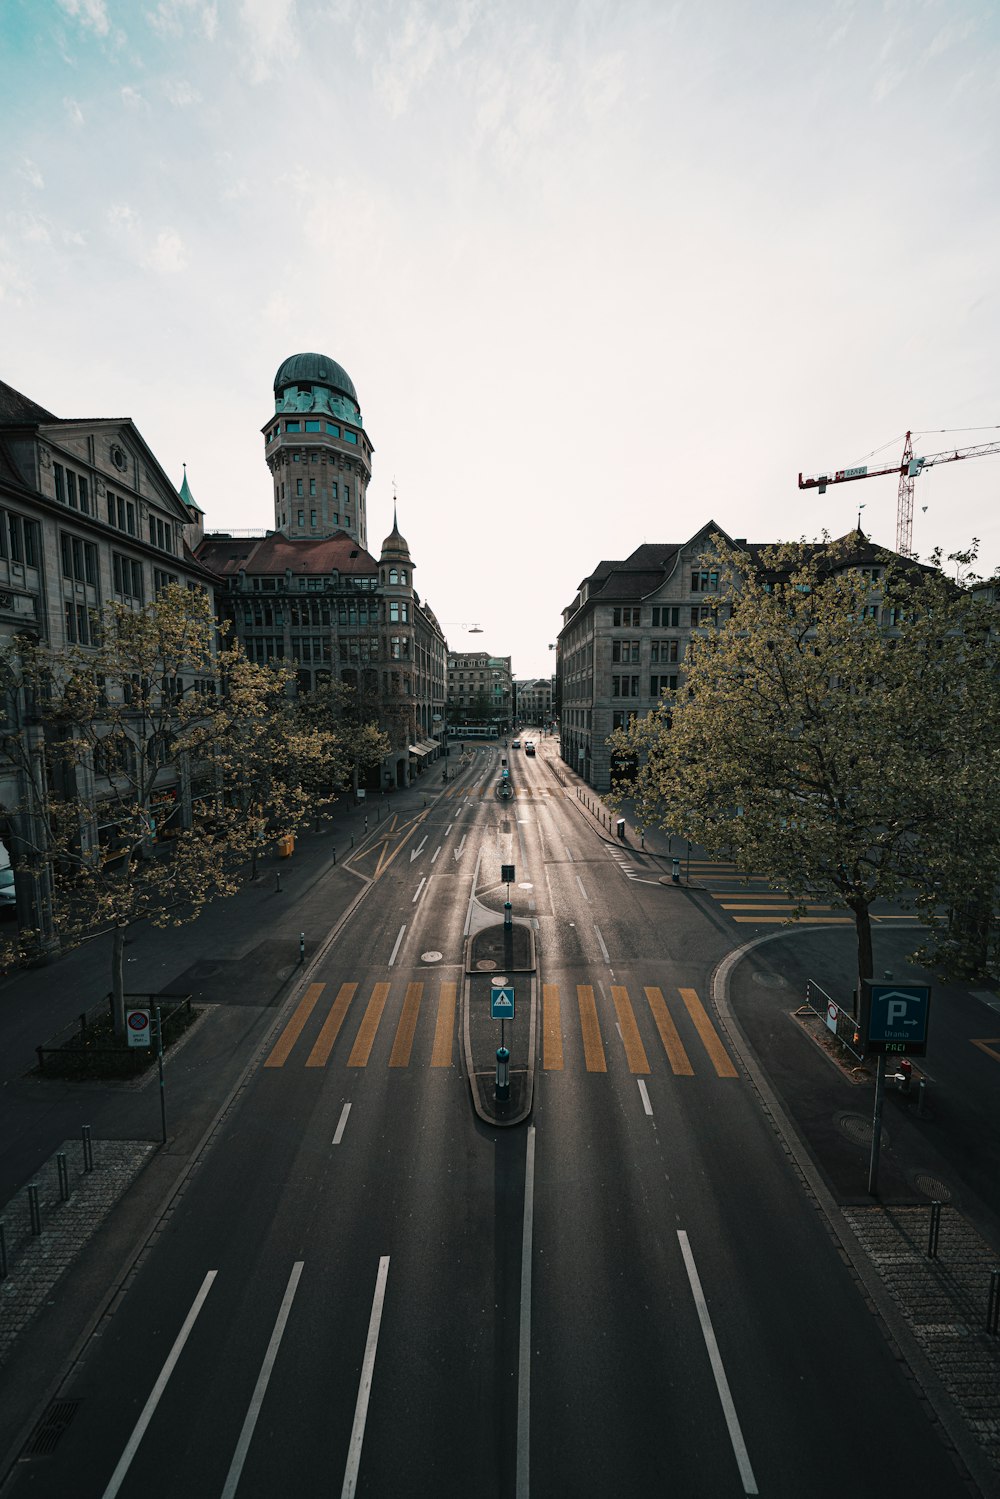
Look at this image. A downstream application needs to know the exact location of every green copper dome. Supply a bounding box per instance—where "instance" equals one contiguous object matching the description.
[273,352,357,404]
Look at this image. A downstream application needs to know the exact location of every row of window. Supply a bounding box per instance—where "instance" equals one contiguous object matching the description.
[266,421,359,445]
[611,674,679,698]
[54,463,92,515]
[54,465,177,552]
[238,575,379,593]
[614,604,714,628]
[612,639,682,663]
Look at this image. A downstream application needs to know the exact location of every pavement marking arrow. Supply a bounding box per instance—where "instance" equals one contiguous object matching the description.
[409,835,428,863]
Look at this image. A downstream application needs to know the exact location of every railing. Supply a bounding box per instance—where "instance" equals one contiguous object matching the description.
[36,992,194,1077]
[802,980,865,1062]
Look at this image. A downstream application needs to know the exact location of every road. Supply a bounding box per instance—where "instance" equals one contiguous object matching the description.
[3,738,973,1497]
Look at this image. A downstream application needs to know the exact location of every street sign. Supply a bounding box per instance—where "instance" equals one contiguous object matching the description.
[490,985,515,1019]
[863,981,931,1056]
[126,1007,151,1049]
[502,864,515,884]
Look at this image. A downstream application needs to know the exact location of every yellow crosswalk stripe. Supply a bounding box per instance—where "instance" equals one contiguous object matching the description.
[644,986,694,1075]
[306,982,357,1068]
[348,982,391,1067]
[543,983,564,1069]
[678,987,738,1077]
[389,981,422,1067]
[611,986,650,1073]
[732,915,852,924]
[576,984,607,1072]
[264,983,325,1068]
[431,982,457,1066]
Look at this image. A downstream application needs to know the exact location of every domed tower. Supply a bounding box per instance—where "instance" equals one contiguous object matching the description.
[263,351,373,547]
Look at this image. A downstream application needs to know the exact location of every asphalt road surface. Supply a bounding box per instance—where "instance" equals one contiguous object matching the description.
[3,740,974,1497]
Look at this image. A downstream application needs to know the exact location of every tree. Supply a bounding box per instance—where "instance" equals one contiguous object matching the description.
[292,680,391,796]
[0,586,344,1036]
[609,534,1000,1001]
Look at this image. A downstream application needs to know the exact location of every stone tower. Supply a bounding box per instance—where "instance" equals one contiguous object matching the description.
[263,352,372,547]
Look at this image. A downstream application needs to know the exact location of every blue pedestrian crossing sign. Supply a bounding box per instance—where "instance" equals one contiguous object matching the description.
[863,981,931,1056]
[491,984,515,1019]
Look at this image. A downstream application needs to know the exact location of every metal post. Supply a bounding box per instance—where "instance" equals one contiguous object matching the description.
[332,846,336,865]
[276,871,282,893]
[28,1185,41,1236]
[504,901,512,929]
[82,1124,94,1173]
[57,1152,69,1202]
[867,1054,886,1196]
[0,1223,6,1280]
[299,931,305,964]
[671,858,680,884]
[917,1078,927,1117]
[927,1199,942,1259]
[686,840,692,883]
[155,1006,167,1146]
[987,1269,1000,1335]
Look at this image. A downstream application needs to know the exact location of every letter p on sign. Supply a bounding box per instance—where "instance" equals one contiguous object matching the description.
[886,999,908,1027]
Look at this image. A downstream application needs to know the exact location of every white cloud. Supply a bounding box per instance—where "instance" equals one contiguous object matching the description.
[56,0,112,36]
[18,159,45,190]
[371,1,476,118]
[0,241,32,304]
[8,212,51,245]
[164,79,202,106]
[239,0,300,83]
[106,204,188,274]
[63,97,86,128]
[121,85,146,108]
[62,228,88,247]
[146,0,218,42]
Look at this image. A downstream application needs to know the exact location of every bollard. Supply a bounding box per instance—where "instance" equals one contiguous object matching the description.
[495,1045,510,1101]
[504,901,512,929]
[299,931,305,964]
[917,1077,927,1117]
[987,1269,1000,1336]
[276,871,282,894]
[927,1200,942,1259]
[82,1124,94,1173]
[57,1152,69,1202]
[672,857,681,884]
[897,1058,912,1093]
[28,1185,41,1237]
[0,1222,6,1281]
[332,846,337,865]
[365,816,368,833]
[350,835,354,848]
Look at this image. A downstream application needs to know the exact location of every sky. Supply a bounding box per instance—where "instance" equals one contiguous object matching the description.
[3,0,999,678]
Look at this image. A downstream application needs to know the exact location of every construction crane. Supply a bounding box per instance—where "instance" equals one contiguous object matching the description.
[798,430,1000,554]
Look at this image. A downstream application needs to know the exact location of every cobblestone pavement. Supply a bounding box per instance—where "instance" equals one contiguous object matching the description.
[0,1139,155,1367]
[843,1205,1000,1483]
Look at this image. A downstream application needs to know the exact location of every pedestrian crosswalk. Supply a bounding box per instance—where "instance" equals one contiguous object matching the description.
[263,978,737,1077]
[684,861,920,926]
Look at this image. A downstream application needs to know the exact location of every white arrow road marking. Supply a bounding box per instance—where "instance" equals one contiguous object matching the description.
[454,833,467,860]
[409,835,428,863]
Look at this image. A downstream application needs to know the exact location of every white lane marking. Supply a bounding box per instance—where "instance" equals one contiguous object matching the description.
[463,847,484,937]
[101,1270,217,1498]
[576,875,589,900]
[388,924,406,966]
[454,833,467,861]
[445,822,454,837]
[431,844,441,864]
[677,1231,758,1495]
[516,1126,536,1499]
[594,924,610,963]
[412,876,426,904]
[221,1261,304,1499]
[409,835,428,864]
[638,1080,653,1116]
[333,1102,352,1145]
[341,1257,391,1499]
[564,845,575,862]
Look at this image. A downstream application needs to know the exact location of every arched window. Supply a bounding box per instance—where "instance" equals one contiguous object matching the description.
[399,569,407,584]
[389,567,399,585]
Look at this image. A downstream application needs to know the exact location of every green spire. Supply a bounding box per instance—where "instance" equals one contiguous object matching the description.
[178,462,203,514]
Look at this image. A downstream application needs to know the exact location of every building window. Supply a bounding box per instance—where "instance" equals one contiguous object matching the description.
[153,568,179,593]
[343,429,358,444]
[310,510,317,527]
[309,479,316,496]
[612,640,640,663]
[113,552,144,602]
[612,607,640,627]
[296,479,303,496]
[652,606,680,627]
[285,421,301,433]
[326,423,340,436]
[611,675,640,698]
[54,464,65,503]
[691,604,713,625]
[305,420,321,432]
[650,640,679,664]
[691,570,719,593]
[650,674,678,697]
[60,533,97,585]
[297,511,305,526]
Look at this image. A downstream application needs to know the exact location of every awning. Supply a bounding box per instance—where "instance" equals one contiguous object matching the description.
[408,744,431,758]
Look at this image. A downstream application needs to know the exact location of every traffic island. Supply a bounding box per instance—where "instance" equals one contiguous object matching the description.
[463,921,536,1127]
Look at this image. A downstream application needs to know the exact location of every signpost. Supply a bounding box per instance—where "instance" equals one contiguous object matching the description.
[492,978,515,1101]
[863,979,932,1194]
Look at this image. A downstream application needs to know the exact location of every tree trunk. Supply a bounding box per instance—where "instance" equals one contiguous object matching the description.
[111,922,127,1039]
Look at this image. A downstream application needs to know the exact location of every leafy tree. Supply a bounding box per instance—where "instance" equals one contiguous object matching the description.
[293,680,391,796]
[0,585,343,1036]
[610,534,1000,1000]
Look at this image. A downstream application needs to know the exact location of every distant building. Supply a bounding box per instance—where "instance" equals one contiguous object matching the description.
[558,520,915,791]
[513,677,554,725]
[197,353,446,788]
[447,651,512,730]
